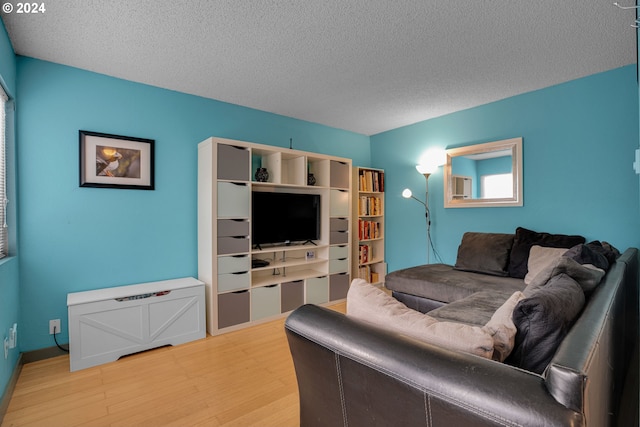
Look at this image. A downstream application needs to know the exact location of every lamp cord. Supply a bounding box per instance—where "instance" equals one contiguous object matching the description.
[425,208,442,264]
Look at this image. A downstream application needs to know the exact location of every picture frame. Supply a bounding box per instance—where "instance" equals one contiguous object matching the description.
[79,130,155,190]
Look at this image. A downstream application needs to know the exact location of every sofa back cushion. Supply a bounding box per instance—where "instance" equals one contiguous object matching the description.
[524,245,569,285]
[508,227,585,279]
[454,232,515,277]
[507,273,585,374]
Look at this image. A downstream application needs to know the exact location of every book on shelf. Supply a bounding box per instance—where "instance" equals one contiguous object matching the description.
[358,265,371,282]
[358,169,385,193]
[358,244,370,264]
[358,196,382,216]
[358,219,380,240]
[356,265,381,284]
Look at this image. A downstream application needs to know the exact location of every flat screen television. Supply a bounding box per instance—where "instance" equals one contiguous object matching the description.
[252,192,321,247]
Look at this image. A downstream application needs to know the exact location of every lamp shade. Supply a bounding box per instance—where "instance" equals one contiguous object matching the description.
[402,188,412,198]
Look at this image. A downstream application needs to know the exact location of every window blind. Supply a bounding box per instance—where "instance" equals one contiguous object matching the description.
[0,85,7,259]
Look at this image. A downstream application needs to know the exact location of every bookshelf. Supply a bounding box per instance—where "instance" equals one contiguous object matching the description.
[352,167,386,286]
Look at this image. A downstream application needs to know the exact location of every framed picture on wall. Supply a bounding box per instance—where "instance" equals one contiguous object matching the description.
[79,130,155,190]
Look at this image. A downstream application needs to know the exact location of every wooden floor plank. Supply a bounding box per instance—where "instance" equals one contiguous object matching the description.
[1,303,345,427]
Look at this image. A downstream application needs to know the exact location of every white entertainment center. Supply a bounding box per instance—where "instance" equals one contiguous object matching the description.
[198,137,352,335]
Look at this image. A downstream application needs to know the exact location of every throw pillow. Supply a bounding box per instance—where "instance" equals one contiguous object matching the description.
[454,232,515,277]
[563,243,609,271]
[523,256,605,296]
[346,279,495,359]
[507,227,585,279]
[507,273,585,374]
[524,246,569,285]
[482,291,525,362]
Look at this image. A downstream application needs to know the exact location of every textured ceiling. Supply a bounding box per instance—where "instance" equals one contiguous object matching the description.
[2,1,637,135]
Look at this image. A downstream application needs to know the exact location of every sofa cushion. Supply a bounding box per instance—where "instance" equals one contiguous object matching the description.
[508,227,585,279]
[524,255,605,296]
[483,291,525,362]
[454,232,515,277]
[428,290,515,326]
[385,264,525,304]
[524,245,568,285]
[507,273,585,374]
[346,279,495,359]
[424,290,524,361]
[595,241,621,264]
[563,242,609,270]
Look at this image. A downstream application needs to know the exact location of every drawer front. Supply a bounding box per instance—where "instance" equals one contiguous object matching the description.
[330,160,349,189]
[251,285,280,321]
[217,144,250,181]
[218,271,250,293]
[329,273,350,301]
[217,219,249,237]
[329,218,349,232]
[217,182,250,218]
[217,254,250,274]
[218,236,250,255]
[330,189,350,217]
[329,258,349,274]
[281,280,304,313]
[329,245,349,260]
[330,231,349,245]
[306,276,329,305]
[218,290,250,329]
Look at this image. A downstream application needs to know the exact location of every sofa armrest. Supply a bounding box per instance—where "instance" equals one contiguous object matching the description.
[285,304,583,427]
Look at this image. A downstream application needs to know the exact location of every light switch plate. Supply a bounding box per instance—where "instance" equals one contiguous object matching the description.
[9,323,16,348]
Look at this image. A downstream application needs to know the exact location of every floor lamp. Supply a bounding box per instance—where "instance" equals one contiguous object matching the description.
[403,164,435,264]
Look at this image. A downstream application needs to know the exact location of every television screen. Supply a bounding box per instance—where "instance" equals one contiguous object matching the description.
[251,192,321,246]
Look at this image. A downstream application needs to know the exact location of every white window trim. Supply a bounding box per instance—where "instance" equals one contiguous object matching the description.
[0,84,8,259]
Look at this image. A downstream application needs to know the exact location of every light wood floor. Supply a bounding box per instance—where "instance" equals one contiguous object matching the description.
[2,302,346,427]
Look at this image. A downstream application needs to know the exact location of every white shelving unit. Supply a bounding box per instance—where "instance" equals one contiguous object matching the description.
[198,137,352,335]
[352,167,386,286]
[452,175,472,199]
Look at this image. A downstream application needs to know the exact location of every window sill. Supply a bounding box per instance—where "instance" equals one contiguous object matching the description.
[0,255,17,268]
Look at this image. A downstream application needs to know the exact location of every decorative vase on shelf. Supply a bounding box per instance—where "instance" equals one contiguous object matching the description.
[255,167,269,182]
[307,173,316,186]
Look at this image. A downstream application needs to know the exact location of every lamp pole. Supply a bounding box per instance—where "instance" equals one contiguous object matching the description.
[421,172,431,264]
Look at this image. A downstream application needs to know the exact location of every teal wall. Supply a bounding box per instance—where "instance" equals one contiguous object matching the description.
[15,57,370,351]
[0,21,19,401]
[372,65,640,272]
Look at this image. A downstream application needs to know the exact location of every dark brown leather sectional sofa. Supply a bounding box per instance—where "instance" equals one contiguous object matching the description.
[285,246,638,426]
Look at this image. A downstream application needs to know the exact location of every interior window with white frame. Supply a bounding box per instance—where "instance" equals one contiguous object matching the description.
[0,85,8,259]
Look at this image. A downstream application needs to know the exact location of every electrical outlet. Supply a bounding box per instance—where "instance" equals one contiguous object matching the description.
[3,337,8,359]
[8,323,16,348]
[49,319,61,335]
